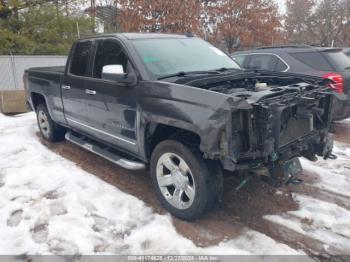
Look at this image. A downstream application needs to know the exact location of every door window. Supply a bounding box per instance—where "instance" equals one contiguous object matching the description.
[70,41,92,76]
[232,55,247,67]
[93,40,128,79]
[247,54,288,72]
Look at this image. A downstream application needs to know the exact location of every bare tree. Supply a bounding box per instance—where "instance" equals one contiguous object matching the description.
[284,0,315,44]
[205,0,281,52]
[310,0,350,46]
[117,0,202,34]
[285,0,350,46]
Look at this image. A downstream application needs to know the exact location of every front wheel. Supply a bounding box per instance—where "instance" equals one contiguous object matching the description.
[150,140,222,221]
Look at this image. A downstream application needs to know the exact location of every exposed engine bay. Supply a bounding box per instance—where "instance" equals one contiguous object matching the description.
[176,72,335,187]
[177,71,328,96]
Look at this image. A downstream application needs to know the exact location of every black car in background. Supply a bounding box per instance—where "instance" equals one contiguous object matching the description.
[232,46,350,121]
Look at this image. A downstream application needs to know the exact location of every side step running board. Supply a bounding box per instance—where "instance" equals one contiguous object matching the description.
[65,131,146,170]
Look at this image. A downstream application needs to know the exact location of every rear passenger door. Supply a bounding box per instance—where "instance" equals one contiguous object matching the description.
[62,40,93,131]
[246,54,289,72]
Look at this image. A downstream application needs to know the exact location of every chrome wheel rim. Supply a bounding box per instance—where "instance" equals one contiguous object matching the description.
[156,153,195,210]
[38,110,50,138]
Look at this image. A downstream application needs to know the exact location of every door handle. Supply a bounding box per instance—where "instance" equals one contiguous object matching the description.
[85,89,97,95]
[62,85,71,90]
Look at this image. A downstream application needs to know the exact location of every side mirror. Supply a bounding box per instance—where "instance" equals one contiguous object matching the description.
[101,65,136,85]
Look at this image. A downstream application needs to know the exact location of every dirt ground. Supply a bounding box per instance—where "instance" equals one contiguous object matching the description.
[38,120,350,257]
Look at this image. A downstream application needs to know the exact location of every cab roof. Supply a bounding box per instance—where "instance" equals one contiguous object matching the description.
[80,32,190,41]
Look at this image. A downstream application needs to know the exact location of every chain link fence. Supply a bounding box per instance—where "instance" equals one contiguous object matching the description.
[0,56,67,91]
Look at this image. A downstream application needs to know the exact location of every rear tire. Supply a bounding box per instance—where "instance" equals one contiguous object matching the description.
[150,139,222,221]
[36,104,65,142]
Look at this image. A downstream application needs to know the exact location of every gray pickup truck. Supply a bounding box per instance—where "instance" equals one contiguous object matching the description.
[24,33,335,221]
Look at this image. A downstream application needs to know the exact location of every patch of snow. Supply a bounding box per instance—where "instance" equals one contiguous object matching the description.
[211,230,302,255]
[275,190,283,196]
[341,118,350,123]
[0,113,299,255]
[300,143,350,198]
[265,194,350,252]
[265,121,350,254]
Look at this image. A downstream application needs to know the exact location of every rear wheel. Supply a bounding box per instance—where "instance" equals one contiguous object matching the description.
[150,140,222,221]
[36,104,65,142]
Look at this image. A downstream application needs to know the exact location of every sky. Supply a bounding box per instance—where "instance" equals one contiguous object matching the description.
[276,0,287,14]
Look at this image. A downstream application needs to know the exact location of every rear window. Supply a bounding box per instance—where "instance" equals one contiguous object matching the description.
[276,58,288,71]
[289,51,333,71]
[324,51,350,71]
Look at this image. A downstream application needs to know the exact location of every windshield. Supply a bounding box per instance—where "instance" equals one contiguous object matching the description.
[132,38,241,78]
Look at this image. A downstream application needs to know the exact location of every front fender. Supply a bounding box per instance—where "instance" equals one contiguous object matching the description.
[137,81,251,161]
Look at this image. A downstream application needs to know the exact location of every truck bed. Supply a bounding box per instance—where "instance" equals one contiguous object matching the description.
[25,66,65,124]
[26,66,65,74]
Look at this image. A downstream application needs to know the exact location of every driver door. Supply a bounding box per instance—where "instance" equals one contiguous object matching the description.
[83,39,138,154]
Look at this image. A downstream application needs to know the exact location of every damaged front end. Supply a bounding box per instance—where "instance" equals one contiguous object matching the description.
[223,82,335,187]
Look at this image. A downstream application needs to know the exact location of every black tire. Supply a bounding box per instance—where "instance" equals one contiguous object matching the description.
[36,104,65,142]
[150,139,222,221]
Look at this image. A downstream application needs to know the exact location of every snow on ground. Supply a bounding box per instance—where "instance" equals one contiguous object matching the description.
[265,194,350,252]
[300,145,350,198]
[265,139,350,254]
[0,113,299,255]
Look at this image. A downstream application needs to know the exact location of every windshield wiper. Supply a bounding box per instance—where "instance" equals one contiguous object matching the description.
[211,67,241,72]
[158,70,222,80]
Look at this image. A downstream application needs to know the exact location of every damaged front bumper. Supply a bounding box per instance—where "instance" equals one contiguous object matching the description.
[253,133,335,187]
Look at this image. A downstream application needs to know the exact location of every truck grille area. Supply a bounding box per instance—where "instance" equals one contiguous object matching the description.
[278,111,313,146]
[232,85,333,163]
